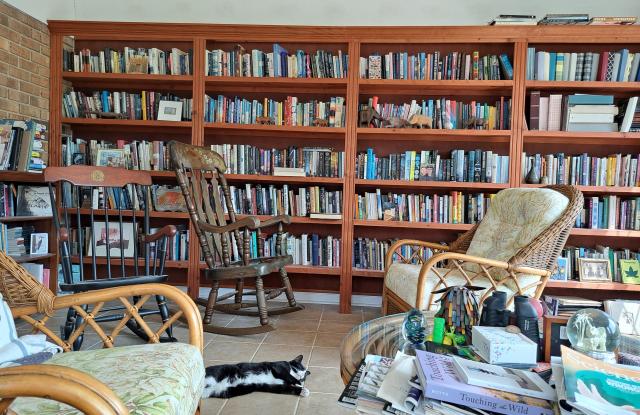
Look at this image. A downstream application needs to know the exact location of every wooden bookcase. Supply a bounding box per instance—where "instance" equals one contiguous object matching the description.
[47,22,640,313]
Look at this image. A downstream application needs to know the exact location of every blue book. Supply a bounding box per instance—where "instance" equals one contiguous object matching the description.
[567,94,614,105]
[499,54,514,80]
[467,151,475,182]
[404,151,412,180]
[101,90,110,112]
[590,197,599,229]
[311,234,319,266]
[548,53,557,81]
[618,49,629,81]
[366,148,374,179]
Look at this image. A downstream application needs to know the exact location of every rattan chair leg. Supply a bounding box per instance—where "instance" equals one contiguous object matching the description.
[279,267,297,307]
[203,281,220,325]
[255,276,269,326]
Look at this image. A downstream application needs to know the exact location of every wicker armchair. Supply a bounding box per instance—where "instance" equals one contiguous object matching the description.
[382,185,583,314]
[0,251,204,415]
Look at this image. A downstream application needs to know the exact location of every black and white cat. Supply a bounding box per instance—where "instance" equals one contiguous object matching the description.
[202,355,311,399]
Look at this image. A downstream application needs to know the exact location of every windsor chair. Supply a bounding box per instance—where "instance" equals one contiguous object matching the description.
[169,141,304,335]
[44,165,177,349]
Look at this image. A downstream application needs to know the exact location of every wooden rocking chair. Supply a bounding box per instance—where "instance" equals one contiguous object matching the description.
[169,141,304,335]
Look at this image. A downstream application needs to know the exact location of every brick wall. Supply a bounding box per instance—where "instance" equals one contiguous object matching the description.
[0,0,49,121]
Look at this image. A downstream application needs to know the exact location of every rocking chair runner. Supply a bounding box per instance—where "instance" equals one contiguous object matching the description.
[169,141,304,335]
[44,166,177,349]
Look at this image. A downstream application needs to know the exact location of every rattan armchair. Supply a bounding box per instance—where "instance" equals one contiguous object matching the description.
[382,185,583,314]
[0,251,204,415]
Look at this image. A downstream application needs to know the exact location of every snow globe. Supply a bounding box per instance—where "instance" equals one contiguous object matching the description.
[567,308,620,363]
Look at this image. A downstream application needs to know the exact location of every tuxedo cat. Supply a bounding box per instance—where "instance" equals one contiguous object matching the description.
[202,355,310,399]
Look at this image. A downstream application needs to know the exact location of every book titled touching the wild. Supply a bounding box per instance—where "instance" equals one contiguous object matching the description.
[414,350,553,415]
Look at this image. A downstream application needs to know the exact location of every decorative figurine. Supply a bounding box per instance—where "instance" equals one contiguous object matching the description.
[464,116,487,129]
[382,117,411,129]
[358,107,383,127]
[312,118,328,127]
[567,308,620,363]
[401,309,428,350]
[408,114,433,129]
[256,116,274,125]
[432,285,482,344]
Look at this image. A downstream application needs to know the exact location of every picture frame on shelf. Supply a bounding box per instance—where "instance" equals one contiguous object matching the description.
[157,100,183,121]
[577,258,611,282]
[15,186,53,217]
[87,222,135,258]
[620,259,640,285]
[543,315,570,362]
[550,257,569,281]
[152,186,187,212]
[96,149,126,168]
[29,233,48,255]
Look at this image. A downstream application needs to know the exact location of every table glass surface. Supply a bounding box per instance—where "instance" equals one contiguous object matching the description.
[339,311,435,382]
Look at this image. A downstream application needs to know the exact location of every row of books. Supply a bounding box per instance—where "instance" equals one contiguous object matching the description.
[356,149,510,184]
[527,48,640,82]
[230,231,341,267]
[576,195,640,231]
[363,96,511,130]
[352,238,436,271]
[521,152,640,187]
[359,51,513,80]
[557,245,640,284]
[63,47,193,75]
[63,90,193,121]
[204,95,345,127]
[355,190,492,224]
[0,225,35,256]
[0,119,48,173]
[206,45,348,78]
[226,184,342,218]
[62,137,173,171]
[209,144,345,178]
[529,92,621,132]
[162,225,189,261]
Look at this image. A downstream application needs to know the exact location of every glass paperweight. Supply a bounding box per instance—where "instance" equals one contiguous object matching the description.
[401,309,428,353]
[567,308,620,363]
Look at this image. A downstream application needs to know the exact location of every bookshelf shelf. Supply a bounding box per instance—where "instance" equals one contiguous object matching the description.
[0,216,52,223]
[62,72,194,90]
[11,253,56,263]
[353,220,473,231]
[525,80,640,93]
[354,179,508,191]
[49,22,640,312]
[71,256,189,268]
[68,208,190,219]
[545,280,640,292]
[198,262,341,275]
[359,79,514,95]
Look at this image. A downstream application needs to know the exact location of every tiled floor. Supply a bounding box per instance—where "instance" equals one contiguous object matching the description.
[15,302,380,415]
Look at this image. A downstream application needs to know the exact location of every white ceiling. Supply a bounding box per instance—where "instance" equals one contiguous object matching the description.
[7,0,640,26]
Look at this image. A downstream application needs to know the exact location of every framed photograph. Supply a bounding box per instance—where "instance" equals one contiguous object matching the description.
[577,258,612,282]
[543,315,570,362]
[96,149,126,168]
[152,186,187,212]
[620,259,640,284]
[157,100,183,121]
[15,186,53,216]
[87,222,135,258]
[550,256,569,281]
[29,232,49,255]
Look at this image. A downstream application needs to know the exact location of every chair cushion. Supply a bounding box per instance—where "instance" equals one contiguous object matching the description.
[385,263,540,310]
[463,188,569,279]
[10,342,204,415]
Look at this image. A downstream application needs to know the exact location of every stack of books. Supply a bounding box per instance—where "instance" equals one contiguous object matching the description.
[0,119,48,173]
[521,152,640,187]
[355,190,493,224]
[357,149,510,184]
[560,245,640,282]
[363,96,511,130]
[527,48,640,82]
[206,44,348,78]
[62,137,173,171]
[529,92,618,132]
[63,47,193,75]
[543,295,602,317]
[226,184,342,218]
[0,225,35,257]
[209,144,344,178]
[359,51,513,80]
[150,225,189,261]
[538,14,589,25]
[204,95,345,127]
[63,90,193,121]
[489,15,537,25]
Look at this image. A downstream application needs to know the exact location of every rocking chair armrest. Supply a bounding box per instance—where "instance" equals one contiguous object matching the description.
[414,252,550,310]
[256,214,291,228]
[59,226,69,242]
[384,239,450,271]
[197,217,260,234]
[144,224,177,243]
[0,365,128,415]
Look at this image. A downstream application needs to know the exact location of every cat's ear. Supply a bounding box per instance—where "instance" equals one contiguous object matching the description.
[292,355,303,363]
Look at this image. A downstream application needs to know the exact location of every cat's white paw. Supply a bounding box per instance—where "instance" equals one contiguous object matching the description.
[300,387,310,397]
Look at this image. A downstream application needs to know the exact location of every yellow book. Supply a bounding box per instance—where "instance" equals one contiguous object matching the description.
[457,192,463,224]
[263,98,268,117]
[141,91,147,120]
[409,151,416,181]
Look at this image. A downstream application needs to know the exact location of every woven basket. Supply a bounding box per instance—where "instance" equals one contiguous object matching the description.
[0,250,55,315]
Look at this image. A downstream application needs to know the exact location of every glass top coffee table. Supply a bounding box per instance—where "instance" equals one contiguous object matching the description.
[339,311,435,383]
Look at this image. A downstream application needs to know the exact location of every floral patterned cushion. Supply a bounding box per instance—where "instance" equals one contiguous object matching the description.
[10,342,204,415]
[385,263,540,310]
[463,188,569,279]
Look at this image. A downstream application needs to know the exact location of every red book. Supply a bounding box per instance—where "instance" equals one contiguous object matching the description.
[598,51,609,81]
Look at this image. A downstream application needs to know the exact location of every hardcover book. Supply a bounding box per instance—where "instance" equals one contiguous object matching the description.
[414,350,553,415]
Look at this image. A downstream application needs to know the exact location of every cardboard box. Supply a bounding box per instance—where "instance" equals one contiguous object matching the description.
[472,326,537,365]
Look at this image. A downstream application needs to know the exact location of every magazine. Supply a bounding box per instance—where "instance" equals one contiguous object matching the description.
[561,346,640,414]
[377,351,425,415]
[451,356,556,400]
[337,359,365,408]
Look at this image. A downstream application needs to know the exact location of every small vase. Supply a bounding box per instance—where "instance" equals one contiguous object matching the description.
[525,165,540,184]
[540,176,549,185]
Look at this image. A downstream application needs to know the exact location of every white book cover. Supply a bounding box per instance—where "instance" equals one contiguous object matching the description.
[591,53,600,81]
[547,94,563,131]
[605,300,640,336]
[568,105,618,114]
[451,356,556,401]
[539,97,550,131]
[562,52,571,81]
[568,113,615,123]
[569,52,578,81]
[621,97,639,132]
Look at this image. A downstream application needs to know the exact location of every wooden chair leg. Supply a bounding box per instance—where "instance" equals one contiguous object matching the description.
[203,281,220,325]
[234,280,244,304]
[255,276,269,326]
[279,268,297,307]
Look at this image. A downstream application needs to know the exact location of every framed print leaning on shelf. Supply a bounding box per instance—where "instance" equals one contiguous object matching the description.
[96,149,126,168]
[87,222,135,258]
[15,186,53,216]
[620,259,640,284]
[157,100,183,121]
[577,258,611,282]
[29,233,48,255]
[550,257,569,281]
